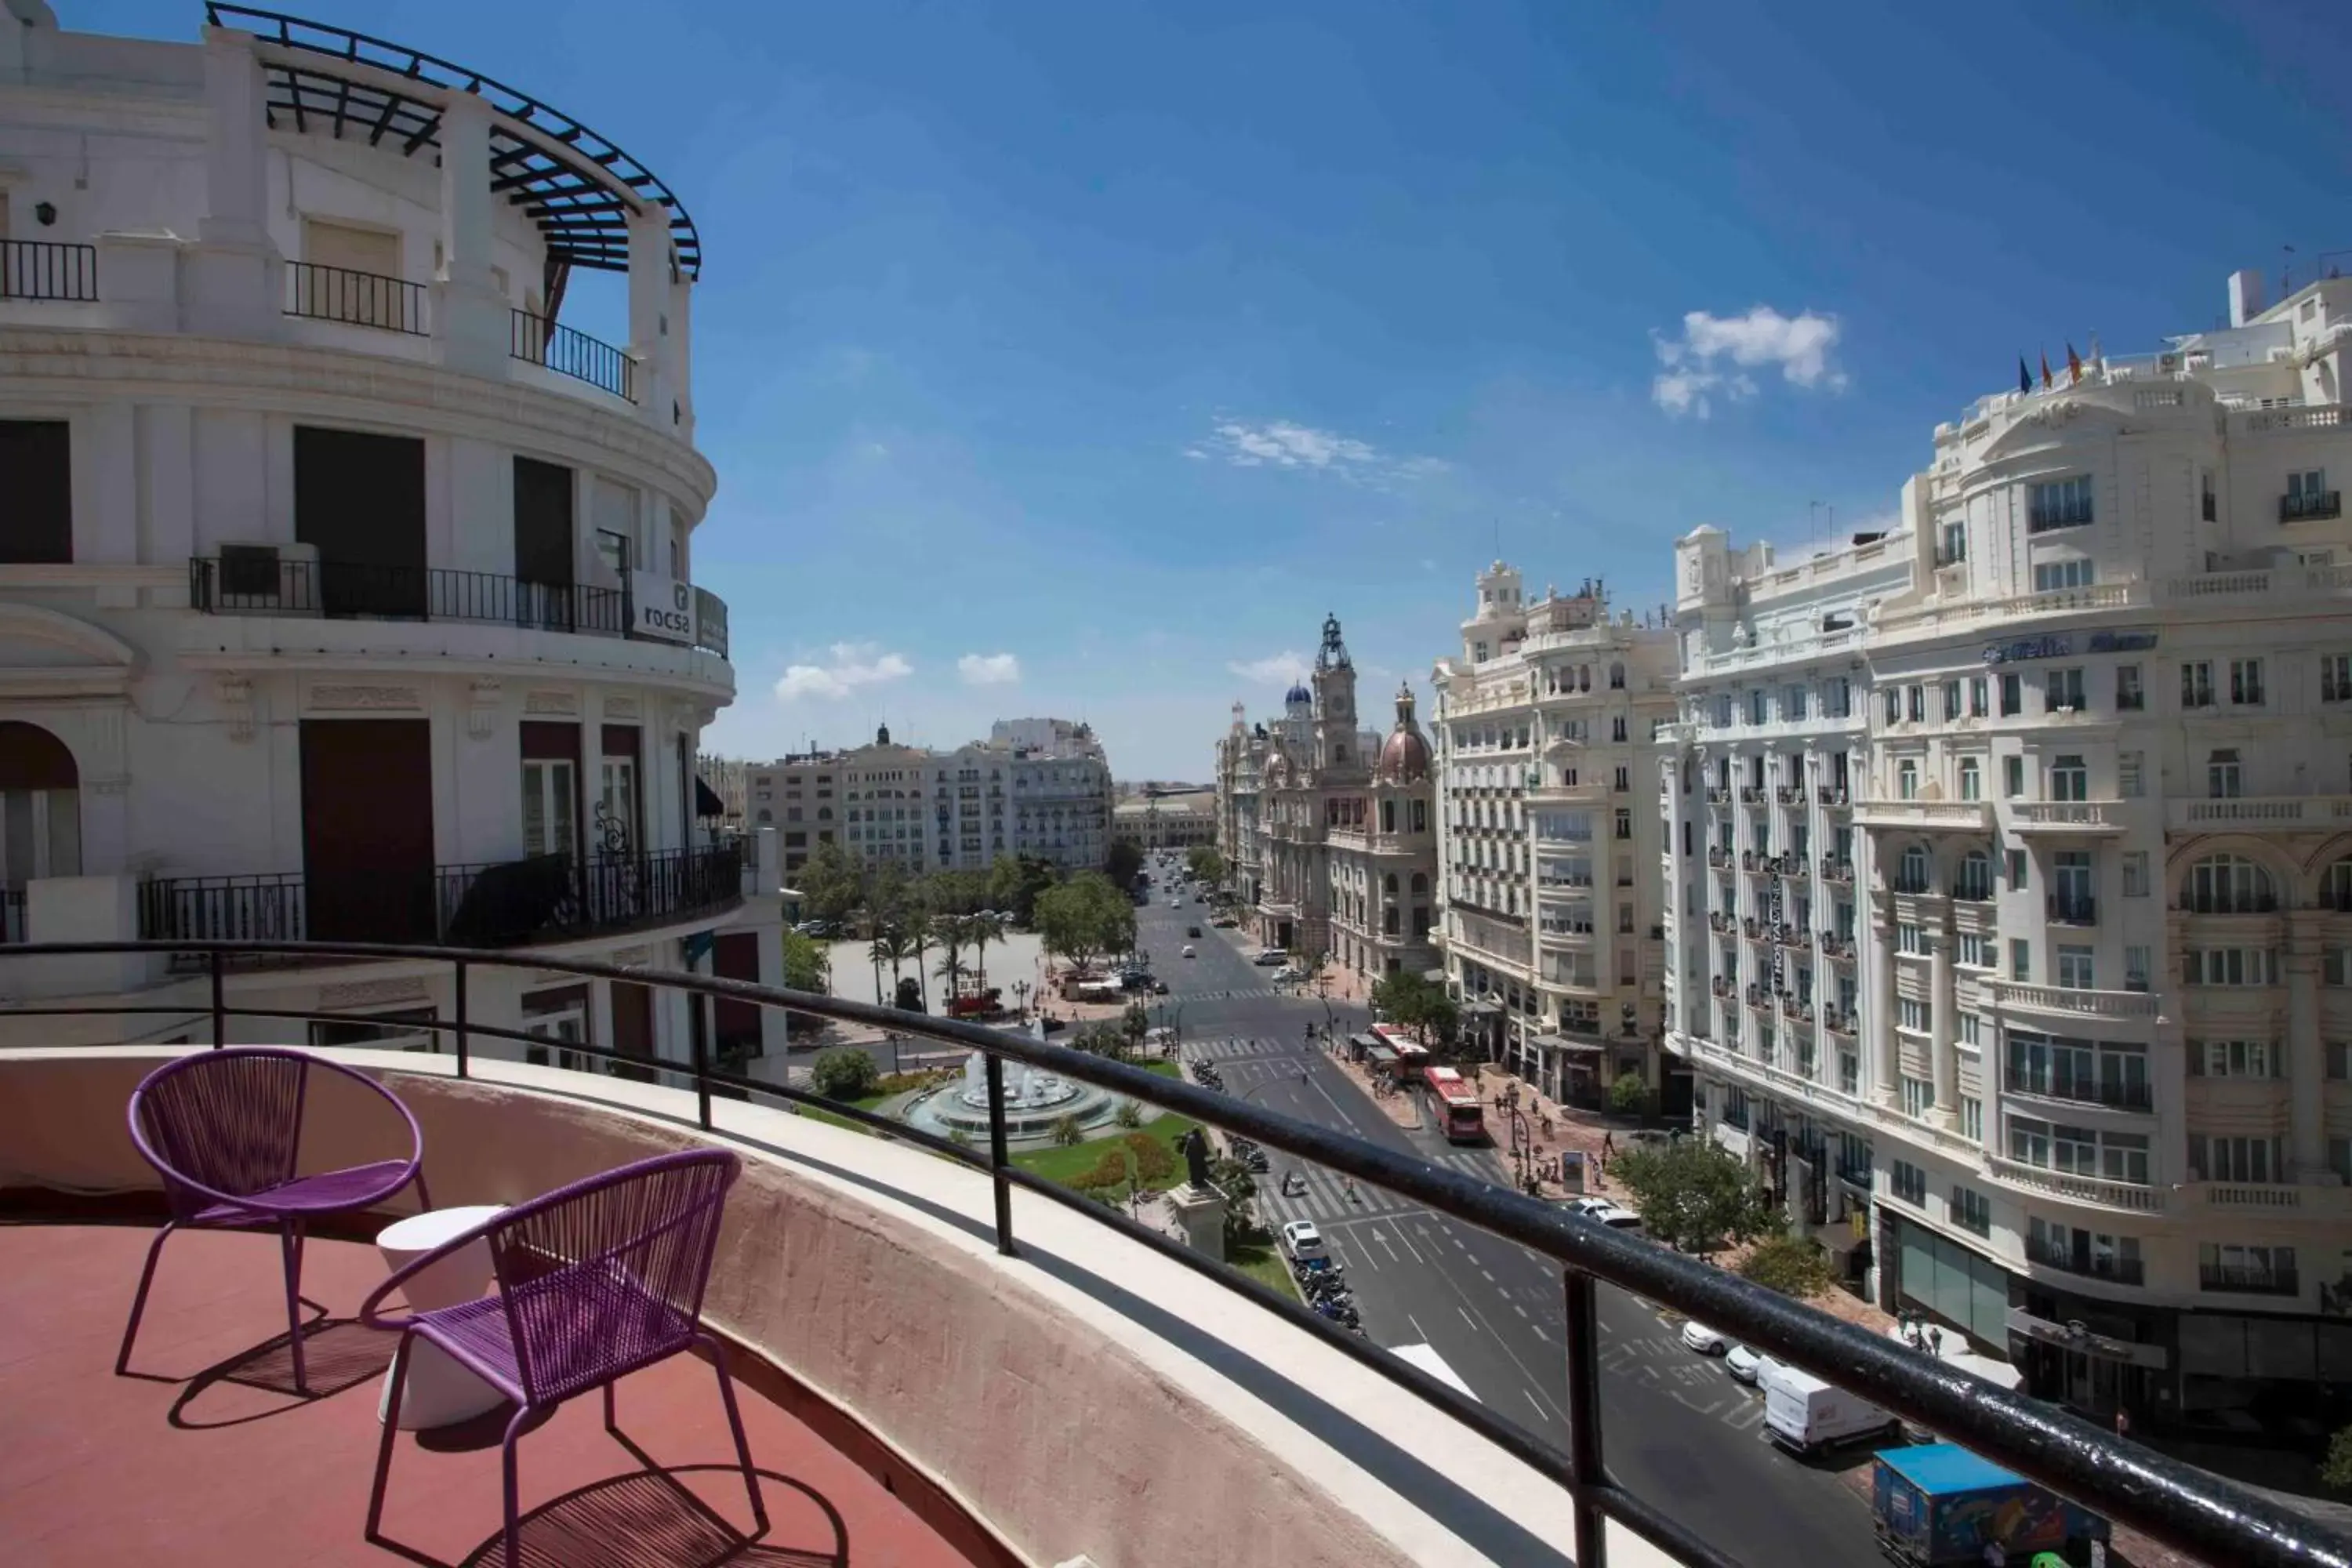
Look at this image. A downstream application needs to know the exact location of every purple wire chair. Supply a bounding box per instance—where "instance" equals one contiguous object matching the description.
[117,1047,431,1395]
[358,1149,764,1568]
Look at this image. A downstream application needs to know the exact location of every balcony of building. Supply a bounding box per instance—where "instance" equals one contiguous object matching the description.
[2169,795,2352,833]
[2007,801,2129,837]
[7,941,2314,1568]
[2045,894,2100,927]
[1853,799,1993,833]
[1985,980,2163,1033]
[1985,1155,2169,1215]
[2024,1232,2148,1288]
[2280,489,2342,524]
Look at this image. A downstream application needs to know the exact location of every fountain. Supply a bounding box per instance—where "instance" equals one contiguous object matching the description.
[899,1048,1133,1147]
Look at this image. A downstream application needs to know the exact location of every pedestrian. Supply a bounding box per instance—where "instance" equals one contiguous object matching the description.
[2113,1406,2130,1441]
[1602,1131,1616,1159]
[1927,1325,1944,1357]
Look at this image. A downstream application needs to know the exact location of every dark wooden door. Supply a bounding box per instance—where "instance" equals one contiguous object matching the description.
[300,719,435,942]
[713,931,761,1054]
[0,421,71,564]
[611,979,655,1081]
[295,426,426,618]
[513,456,575,630]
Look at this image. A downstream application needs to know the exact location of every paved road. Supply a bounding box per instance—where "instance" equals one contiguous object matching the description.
[1134,879,1878,1568]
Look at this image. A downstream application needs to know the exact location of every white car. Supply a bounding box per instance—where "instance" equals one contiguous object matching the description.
[1280,1219,1327,1264]
[1680,1320,1729,1356]
[1726,1344,1769,1385]
[1181,945,1196,958]
[1564,1196,1641,1230]
[1272,965,1306,983]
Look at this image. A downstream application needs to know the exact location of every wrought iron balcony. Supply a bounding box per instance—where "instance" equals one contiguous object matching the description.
[137,845,742,959]
[1818,855,1854,884]
[2005,1066,2154,1112]
[1,238,99,302]
[1821,1006,1858,1036]
[2047,894,2099,926]
[511,307,636,401]
[285,260,428,335]
[188,556,731,660]
[2200,1265,2299,1297]
[1775,784,1808,805]
[2281,490,2342,523]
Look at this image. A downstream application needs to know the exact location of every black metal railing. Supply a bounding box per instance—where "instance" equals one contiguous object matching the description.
[2200,1265,2299,1297]
[2004,1066,2154,1112]
[2027,1235,2147,1287]
[0,938,2339,1568]
[2281,491,2341,524]
[0,238,98,302]
[140,846,740,957]
[285,260,427,335]
[2178,891,2281,915]
[511,308,635,401]
[2047,893,2098,926]
[190,554,633,633]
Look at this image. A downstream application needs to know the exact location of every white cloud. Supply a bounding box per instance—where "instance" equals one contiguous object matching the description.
[773,641,913,701]
[957,652,1021,686]
[1227,650,1312,686]
[1651,307,1846,419]
[1190,419,1447,488]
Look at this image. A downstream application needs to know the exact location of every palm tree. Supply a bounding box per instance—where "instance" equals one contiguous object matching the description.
[872,927,916,1007]
[866,936,893,1005]
[967,910,1006,996]
[906,917,931,1012]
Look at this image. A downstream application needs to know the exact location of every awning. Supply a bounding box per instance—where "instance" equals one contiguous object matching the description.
[1531,1033,1604,1054]
[695,775,726,818]
[1461,1000,1501,1016]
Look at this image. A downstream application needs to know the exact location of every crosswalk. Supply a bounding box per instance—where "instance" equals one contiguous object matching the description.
[1258,1145,1515,1225]
[1181,985,1296,1001]
[1185,1035,1299,1061]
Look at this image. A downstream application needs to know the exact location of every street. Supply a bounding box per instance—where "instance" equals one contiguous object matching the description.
[1138,882,1878,1568]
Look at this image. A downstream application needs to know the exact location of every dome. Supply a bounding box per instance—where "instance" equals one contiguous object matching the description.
[1284,681,1313,708]
[1375,726,1431,784]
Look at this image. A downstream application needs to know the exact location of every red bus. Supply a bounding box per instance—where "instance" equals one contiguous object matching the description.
[1422,1065,1486,1143]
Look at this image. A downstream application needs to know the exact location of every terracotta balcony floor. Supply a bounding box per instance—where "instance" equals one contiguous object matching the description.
[0,1223,983,1567]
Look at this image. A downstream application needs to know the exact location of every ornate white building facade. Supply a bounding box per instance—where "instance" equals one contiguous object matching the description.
[0,5,786,1067]
[1431,565,1682,1105]
[1664,268,2352,1436]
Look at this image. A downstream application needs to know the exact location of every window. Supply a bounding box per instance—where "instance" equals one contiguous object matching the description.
[2287,469,2332,519]
[2118,751,2143,798]
[2200,1242,2296,1293]
[1907,685,1926,724]
[2122,851,2148,898]
[1958,931,1996,967]
[2206,750,2242,799]
[1958,757,1982,801]
[2002,756,2024,799]
[1897,760,1920,800]
[1609,661,1625,690]
[2028,475,2094,532]
[2010,1117,2149,1185]
[1999,673,2023,717]
[2332,1041,2352,1081]
[2182,854,2274,913]
[1960,1097,1983,1142]
[2189,1040,2275,1078]
[2190,1138,2284,1185]
[2229,658,2265,706]
[1940,520,1967,564]
[1896,844,1930,893]
[1950,1186,1991,1236]
[1896,923,1926,955]
[2125,945,2151,992]
[1941,679,1963,722]
[2114,665,2143,710]
[2033,558,2096,592]
[2056,946,2095,990]
[2010,939,2031,982]
[1901,1076,1935,1118]
[2181,660,2215,708]
[1899,997,1929,1031]
[2326,655,2352,704]
[2046,671,2086,716]
[2049,753,2087,800]
[2006,848,2027,890]
[1786,684,1808,720]
[1955,851,1993,901]
[521,755,577,858]
[1749,689,1768,725]
[1613,809,1631,840]
[1882,688,1902,724]
[1891,1160,1927,1206]
[1968,677,1988,717]
[2182,948,2278,986]
[0,421,73,564]
[1827,677,1852,717]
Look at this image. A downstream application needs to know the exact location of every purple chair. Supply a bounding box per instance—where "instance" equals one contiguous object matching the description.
[358,1149,764,1567]
[117,1047,430,1395]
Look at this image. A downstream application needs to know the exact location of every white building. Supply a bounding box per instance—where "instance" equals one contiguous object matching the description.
[1664,268,2352,1437]
[1431,565,1682,1104]
[0,4,786,1069]
[1112,789,1218,852]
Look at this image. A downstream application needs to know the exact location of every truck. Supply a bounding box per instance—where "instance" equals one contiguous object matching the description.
[1759,1359,1901,1457]
[1871,1443,2110,1567]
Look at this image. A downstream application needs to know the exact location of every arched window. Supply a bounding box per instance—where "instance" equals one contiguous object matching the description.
[1412,799,1428,833]
[1578,665,1592,691]
[1383,873,1399,897]
[2325,858,2352,913]
[0,720,80,891]
[1896,844,1931,895]
[1381,798,1396,833]
[2183,854,2275,914]
[1954,849,1993,902]
[1411,872,1429,897]
[1609,661,1625,690]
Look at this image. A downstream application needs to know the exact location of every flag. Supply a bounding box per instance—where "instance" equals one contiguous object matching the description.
[2018,356,2031,395]
[2067,343,2083,384]
[2041,352,2053,390]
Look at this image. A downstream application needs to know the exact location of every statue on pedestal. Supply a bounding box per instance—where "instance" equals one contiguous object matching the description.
[1178,1127,1213,1189]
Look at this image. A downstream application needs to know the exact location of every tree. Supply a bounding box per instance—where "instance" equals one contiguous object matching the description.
[966,910,1007,993]
[780,928,829,993]
[811,1045,878,1100]
[1185,845,1226,888]
[1105,837,1145,892]
[795,840,866,926]
[868,858,916,935]
[2324,1425,2352,1493]
[1607,1071,1650,1116]
[866,935,899,1005]
[1050,1112,1084,1147]
[1608,1138,1775,1258]
[1034,872,1135,976]
[1209,1153,1260,1250]
[1739,1231,1837,1298]
[1121,1000,1151,1052]
[989,853,1059,927]
[1370,970,1458,1047]
[931,913,968,1000]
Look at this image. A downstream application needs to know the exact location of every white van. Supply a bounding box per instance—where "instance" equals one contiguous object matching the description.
[1759,1360,1900,1457]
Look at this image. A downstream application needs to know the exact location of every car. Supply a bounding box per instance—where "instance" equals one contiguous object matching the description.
[1679,1320,1728,1356]
[1194,895,1207,904]
[1280,1219,1327,1264]
[1251,949,1287,966]
[1186,925,1203,938]
[1149,978,1169,994]
[1564,1197,1641,1230]
[1725,1344,1768,1385]
[1272,965,1306,983]
[1181,945,1196,958]
[1168,899,1181,908]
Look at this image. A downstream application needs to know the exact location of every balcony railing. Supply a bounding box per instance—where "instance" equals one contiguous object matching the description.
[8,945,2335,1568]
[138,846,742,957]
[2169,794,2352,832]
[0,238,98,302]
[1818,856,1853,884]
[2200,1265,2300,1297]
[511,308,636,401]
[1853,798,1993,831]
[2046,894,2098,926]
[285,260,427,335]
[2005,1066,2153,1112]
[2280,490,2341,523]
[2011,800,2125,833]
[1988,980,2161,1021]
[2025,1236,2147,1287]
[189,556,730,659]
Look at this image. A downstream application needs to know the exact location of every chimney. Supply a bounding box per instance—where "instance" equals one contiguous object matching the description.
[2228,268,2267,328]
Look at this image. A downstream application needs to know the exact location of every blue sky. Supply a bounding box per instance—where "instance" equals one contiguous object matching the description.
[92,1,2352,779]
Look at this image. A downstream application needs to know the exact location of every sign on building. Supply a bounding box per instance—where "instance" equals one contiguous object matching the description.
[631,572,695,644]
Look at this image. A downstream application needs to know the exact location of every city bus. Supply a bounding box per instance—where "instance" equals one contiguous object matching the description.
[1422,1064,1486,1143]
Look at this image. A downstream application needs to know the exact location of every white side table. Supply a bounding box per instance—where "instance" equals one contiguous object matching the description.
[376,1204,507,1430]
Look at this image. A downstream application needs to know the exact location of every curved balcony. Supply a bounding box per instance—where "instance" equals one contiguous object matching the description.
[1853,799,1992,833]
[1985,981,2164,1033]
[0,939,2307,1568]
[2008,800,2129,837]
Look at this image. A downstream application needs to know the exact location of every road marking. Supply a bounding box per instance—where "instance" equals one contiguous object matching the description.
[1458,1305,1479,1334]
[1478,1268,1494,1282]
[1372,1229,1401,1265]
[1513,1303,1528,1318]
[1392,1225,1425,1265]
[1531,1324,1548,1341]
[1406,1312,1428,1342]
[1522,1389,1552,1423]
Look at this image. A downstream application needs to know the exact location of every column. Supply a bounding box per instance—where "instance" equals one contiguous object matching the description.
[2285,920,2325,1180]
[434,91,509,376]
[1927,922,1958,1126]
[184,27,283,339]
[626,208,671,426]
[1871,919,1899,1105]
